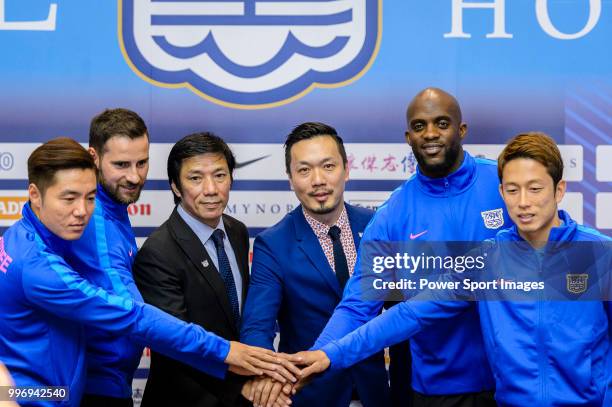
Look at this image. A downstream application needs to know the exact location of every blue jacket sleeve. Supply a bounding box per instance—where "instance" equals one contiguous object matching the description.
[313,250,384,349]
[240,236,282,350]
[312,212,390,349]
[320,300,471,371]
[23,247,229,378]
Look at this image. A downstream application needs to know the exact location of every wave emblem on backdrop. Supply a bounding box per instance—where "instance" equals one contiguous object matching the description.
[119,0,381,108]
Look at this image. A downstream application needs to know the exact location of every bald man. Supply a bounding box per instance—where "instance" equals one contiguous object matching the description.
[304,88,511,407]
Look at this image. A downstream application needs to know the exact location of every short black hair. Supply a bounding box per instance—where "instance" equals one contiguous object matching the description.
[284,122,347,174]
[167,132,236,204]
[89,108,148,154]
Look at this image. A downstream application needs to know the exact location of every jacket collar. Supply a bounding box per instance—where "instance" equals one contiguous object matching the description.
[96,184,129,222]
[500,210,576,251]
[21,202,70,255]
[168,208,245,333]
[345,203,368,249]
[415,150,477,197]
[176,203,224,247]
[292,203,365,298]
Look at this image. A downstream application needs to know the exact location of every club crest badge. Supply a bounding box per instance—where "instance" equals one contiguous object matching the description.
[119,0,382,108]
[481,208,504,229]
[566,273,588,294]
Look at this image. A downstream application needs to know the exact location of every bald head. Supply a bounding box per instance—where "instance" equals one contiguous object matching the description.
[407,88,462,124]
[404,87,467,178]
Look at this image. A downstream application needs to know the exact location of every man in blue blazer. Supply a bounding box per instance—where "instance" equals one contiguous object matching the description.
[240,122,390,407]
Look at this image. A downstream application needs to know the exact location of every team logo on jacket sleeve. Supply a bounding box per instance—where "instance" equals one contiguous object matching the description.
[119,0,381,108]
[566,273,588,294]
[481,208,504,229]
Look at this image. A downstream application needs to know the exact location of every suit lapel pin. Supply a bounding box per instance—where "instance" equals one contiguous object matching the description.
[202,259,209,268]
[359,232,363,237]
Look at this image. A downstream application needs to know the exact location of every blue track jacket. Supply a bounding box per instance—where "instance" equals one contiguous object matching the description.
[0,203,229,407]
[315,151,510,395]
[65,185,144,398]
[320,210,612,406]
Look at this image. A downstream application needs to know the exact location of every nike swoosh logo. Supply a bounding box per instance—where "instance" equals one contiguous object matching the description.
[409,230,428,240]
[235,155,270,169]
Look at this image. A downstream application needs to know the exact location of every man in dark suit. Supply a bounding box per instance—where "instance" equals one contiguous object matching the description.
[134,133,286,407]
[240,123,390,407]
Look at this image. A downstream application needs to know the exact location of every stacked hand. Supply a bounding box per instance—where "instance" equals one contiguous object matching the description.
[242,376,294,407]
[225,341,304,384]
[241,350,331,407]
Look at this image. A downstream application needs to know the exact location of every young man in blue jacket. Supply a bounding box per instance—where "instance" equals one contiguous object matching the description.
[0,138,300,407]
[299,132,612,407]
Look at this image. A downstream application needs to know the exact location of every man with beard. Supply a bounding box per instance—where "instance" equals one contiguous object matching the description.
[69,111,300,406]
[64,109,150,406]
[240,123,389,407]
[297,88,511,407]
[296,133,612,406]
[0,138,300,407]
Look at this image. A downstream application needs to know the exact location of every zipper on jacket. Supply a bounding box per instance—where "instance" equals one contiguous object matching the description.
[536,251,547,404]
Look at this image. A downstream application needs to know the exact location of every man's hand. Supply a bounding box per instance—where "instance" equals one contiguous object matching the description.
[242,376,292,407]
[293,350,330,382]
[0,363,17,407]
[225,341,303,383]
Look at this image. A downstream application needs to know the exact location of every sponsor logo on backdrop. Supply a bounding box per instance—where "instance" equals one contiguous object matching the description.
[0,197,27,220]
[226,202,296,217]
[119,0,382,108]
[127,203,152,217]
[0,152,14,171]
[235,155,271,169]
[347,150,417,178]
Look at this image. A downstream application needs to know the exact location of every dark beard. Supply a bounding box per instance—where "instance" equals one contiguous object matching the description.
[412,141,462,178]
[308,202,337,215]
[100,179,141,205]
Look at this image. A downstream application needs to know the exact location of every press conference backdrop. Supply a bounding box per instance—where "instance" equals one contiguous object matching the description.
[0,0,611,404]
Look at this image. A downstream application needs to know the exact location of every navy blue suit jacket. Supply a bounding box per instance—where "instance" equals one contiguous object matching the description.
[241,204,389,407]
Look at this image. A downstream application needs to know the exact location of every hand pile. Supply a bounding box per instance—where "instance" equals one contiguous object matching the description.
[224,343,331,407]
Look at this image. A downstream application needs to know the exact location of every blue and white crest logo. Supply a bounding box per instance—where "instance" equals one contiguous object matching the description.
[566,274,588,294]
[119,0,381,108]
[481,208,504,230]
